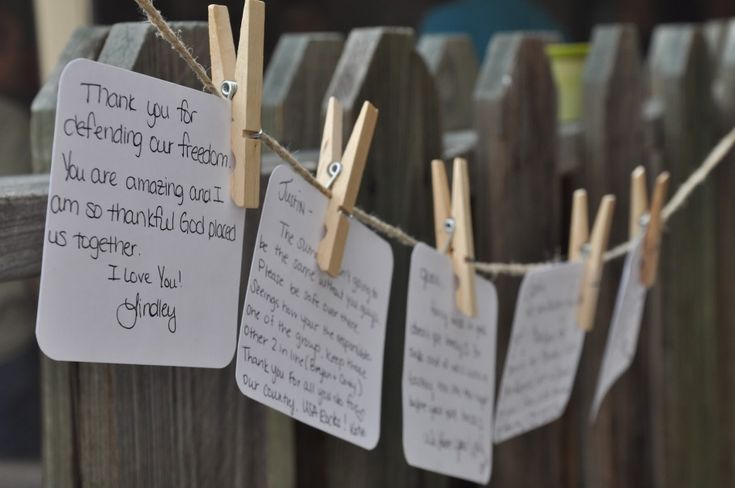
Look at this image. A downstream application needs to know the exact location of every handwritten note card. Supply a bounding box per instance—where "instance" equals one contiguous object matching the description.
[494,262,584,443]
[36,59,244,367]
[591,234,647,420]
[235,165,393,449]
[402,243,497,483]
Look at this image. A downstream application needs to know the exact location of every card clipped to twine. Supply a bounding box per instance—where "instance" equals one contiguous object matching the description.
[134,0,735,278]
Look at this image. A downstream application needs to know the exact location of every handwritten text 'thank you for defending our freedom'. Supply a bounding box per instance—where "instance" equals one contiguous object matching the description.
[37,59,244,368]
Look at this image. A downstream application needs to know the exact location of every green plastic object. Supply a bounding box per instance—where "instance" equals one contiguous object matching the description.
[546,43,590,122]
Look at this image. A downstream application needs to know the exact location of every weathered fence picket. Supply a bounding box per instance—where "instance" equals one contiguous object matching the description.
[714,19,735,485]
[0,13,733,488]
[418,34,478,133]
[262,33,344,148]
[650,24,719,488]
[314,27,442,488]
[33,22,296,488]
[473,33,561,487]
[575,23,648,488]
[0,175,47,282]
[418,34,478,163]
[30,26,110,174]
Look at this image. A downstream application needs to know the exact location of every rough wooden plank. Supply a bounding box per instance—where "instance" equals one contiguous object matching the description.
[473,32,560,486]
[708,19,735,486]
[558,121,582,176]
[39,170,295,488]
[0,175,48,282]
[650,24,718,488]
[262,33,344,147]
[704,19,728,79]
[309,27,443,488]
[575,23,651,488]
[30,26,110,173]
[0,461,42,488]
[714,20,735,128]
[642,97,665,175]
[442,129,476,160]
[418,34,478,131]
[40,356,78,487]
[96,22,209,90]
[35,22,295,488]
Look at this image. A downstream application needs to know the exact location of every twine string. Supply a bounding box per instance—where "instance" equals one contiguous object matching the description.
[134,0,735,278]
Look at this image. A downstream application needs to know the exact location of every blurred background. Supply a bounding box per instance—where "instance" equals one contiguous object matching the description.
[1,0,735,485]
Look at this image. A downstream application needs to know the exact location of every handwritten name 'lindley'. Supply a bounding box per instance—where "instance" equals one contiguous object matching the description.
[116,292,177,333]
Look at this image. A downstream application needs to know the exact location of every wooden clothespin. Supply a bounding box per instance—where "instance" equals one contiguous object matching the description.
[315,97,378,277]
[629,166,648,240]
[208,1,265,208]
[569,190,616,331]
[431,158,476,317]
[629,166,670,287]
[568,189,589,262]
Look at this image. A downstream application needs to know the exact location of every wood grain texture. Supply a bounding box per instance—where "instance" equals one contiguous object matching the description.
[650,24,718,488]
[0,174,48,282]
[704,19,728,88]
[575,24,652,488]
[96,22,209,89]
[312,27,444,488]
[33,21,295,488]
[30,26,110,173]
[714,20,735,128]
[558,121,583,176]
[473,33,560,486]
[714,20,735,486]
[418,34,478,131]
[263,33,344,148]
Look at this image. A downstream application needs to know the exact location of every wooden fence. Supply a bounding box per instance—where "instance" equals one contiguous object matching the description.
[0,18,733,487]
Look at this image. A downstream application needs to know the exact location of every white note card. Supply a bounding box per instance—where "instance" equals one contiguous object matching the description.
[591,234,647,420]
[236,165,393,449]
[36,59,244,368]
[494,262,585,443]
[402,243,497,484]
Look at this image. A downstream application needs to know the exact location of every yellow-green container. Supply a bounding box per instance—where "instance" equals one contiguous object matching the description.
[546,43,590,122]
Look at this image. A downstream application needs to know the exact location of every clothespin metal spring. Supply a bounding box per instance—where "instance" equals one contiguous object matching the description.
[441,217,456,255]
[325,161,343,190]
[220,80,237,100]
